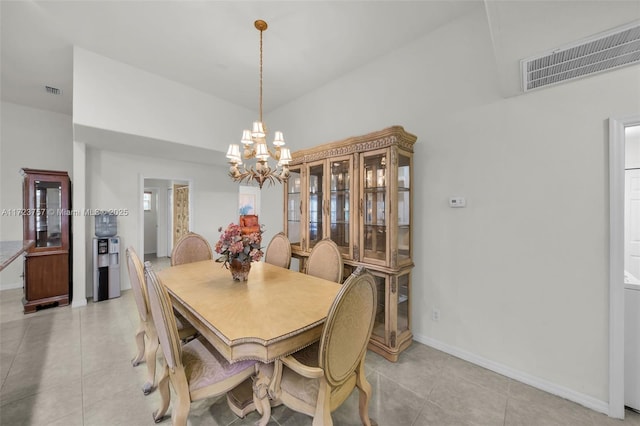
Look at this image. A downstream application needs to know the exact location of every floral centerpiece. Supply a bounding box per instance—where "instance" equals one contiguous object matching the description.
[214,223,263,281]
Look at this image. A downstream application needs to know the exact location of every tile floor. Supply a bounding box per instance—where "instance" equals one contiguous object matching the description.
[1,275,639,425]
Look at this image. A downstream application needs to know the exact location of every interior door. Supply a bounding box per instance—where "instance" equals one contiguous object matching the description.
[626,168,640,283]
[173,185,189,245]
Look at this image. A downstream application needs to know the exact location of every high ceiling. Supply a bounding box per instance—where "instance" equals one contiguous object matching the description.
[2,1,638,117]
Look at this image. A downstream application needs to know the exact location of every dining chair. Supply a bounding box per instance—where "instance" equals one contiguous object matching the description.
[126,247,197,395]
[264,232,292,269]
[144,262,258,425]
[254,266,377,426]
[170,232,213,266]
[305,238,343,283]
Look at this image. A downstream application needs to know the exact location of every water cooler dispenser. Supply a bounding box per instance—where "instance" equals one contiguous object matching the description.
[92,214,121,302]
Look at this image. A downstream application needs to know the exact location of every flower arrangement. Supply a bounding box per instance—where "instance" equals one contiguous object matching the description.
[214,223,263,267]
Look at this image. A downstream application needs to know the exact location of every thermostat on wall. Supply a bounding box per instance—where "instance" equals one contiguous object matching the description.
[449,197,466,208]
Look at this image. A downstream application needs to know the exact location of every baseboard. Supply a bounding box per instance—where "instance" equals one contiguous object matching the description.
[0,282,23,291]
[71,298,87,308]
[412,332,610,416]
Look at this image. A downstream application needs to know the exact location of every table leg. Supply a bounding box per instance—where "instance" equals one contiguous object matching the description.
[253,367,271,426]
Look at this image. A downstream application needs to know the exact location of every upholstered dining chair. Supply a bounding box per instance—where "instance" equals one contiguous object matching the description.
[264,232,292,269]
[170,232,213,266]
[254,266,377,426]
[143,262,257,426]
[305,238,343,283]
[126,247,197,395]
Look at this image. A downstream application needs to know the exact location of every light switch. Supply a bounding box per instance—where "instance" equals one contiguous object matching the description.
[449,197,466,208]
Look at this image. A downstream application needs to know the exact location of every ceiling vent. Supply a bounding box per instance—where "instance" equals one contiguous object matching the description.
[45,85,62,95]
[521,21,640,92]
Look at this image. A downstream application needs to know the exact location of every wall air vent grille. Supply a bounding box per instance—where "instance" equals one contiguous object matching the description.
[521,22,640,92]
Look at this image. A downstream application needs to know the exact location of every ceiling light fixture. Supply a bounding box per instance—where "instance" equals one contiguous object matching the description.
[226,19,291,189]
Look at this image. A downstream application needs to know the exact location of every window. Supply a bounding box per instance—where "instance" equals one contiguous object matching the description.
[143,191,152,211]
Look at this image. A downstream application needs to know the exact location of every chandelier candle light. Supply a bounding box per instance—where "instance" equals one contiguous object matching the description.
[226,20,292,189]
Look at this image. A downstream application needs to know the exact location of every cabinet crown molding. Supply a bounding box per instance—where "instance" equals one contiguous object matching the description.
[290,126,417,166]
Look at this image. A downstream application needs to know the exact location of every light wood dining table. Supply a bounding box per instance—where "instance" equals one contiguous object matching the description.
[156,259,342,423]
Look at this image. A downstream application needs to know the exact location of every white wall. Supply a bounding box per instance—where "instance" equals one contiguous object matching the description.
[0,102,72,290]
[85,148,237,297]
[266,10,640,404]
[73,47,252,153]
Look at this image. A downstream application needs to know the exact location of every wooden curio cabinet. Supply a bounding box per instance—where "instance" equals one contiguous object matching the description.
[284,126,415,361]
[21,169,71,313]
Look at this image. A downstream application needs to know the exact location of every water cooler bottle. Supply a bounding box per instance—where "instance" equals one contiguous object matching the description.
[92,236,121,302]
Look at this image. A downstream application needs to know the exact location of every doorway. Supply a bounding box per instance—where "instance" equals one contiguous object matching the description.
[141,178,190,269]
[609,116,640,418]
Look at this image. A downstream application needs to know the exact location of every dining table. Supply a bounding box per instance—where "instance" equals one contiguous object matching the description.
[156,259,342,423]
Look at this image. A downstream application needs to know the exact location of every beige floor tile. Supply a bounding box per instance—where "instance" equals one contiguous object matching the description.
[413,400,476,426]
[441,355,511,396]
[590,409,640,426]
[2,287,640,426]
[429,374,508,426]
[83,385,161,426]
[0,354,82,405]
[0,338,20,385]
[505,396,596,426]
[81,357,152,407]
[0,379,82,426]
[508,380,596,425]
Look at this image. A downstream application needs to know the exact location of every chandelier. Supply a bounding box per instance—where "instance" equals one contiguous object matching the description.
[226,19,292,189]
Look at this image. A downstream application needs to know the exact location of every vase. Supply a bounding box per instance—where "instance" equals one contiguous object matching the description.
[229,258,251,281]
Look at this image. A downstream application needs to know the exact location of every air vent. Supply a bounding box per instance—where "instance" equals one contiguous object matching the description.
[45,86,62,95]
[521,21,640,92]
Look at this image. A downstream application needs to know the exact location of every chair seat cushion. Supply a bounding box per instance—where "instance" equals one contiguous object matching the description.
[281,343,321,404]
[182,336,256,392]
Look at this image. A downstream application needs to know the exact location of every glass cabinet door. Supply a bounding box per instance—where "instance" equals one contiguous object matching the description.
[34,180,63,248]
[329,158,352,257]
[362,151,388,264]
[370,272,387,344]
[307,162,325,250]
[397,272,410,335]
[286,167,302,251]
[397,152,411,264]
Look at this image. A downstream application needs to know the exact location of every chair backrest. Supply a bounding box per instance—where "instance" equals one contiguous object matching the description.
[126,246,149,322]
[171,232,213,266]
[264,232,291,269]
[306,238,343,283]
[318,266,376,387]
[144,262,183,370]
[240,215,260,235]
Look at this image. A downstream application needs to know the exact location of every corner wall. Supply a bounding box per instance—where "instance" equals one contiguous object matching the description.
[0,102,73,290]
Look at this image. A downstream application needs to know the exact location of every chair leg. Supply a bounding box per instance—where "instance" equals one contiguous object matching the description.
[142,334,159,395]
[312,380,332,426]
[153,364,171,423]
[131,323,146,367]
[142,338,160,395]
[356,361,373,426]
[171,370,191,426]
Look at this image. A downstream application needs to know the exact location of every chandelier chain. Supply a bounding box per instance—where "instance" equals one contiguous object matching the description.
[259,26,263,124]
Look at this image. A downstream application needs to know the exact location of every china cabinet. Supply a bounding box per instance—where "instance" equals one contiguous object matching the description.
[283,126,416,361]
[21,168,71,313]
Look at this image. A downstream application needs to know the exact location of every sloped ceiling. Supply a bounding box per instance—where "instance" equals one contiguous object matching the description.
[2,1,638,118]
